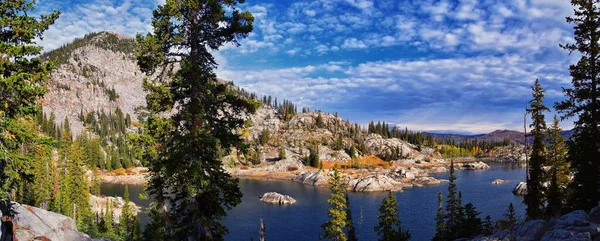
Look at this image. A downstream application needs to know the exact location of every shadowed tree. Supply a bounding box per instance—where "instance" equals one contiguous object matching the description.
[136,0,256,239]
[524,79,549,220]
[545,115,570,218]
[557,0,600,211]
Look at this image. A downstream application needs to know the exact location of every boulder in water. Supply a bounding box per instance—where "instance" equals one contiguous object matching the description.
[492,179,508,185]
[260,192,297,204]
[513,181,527,195]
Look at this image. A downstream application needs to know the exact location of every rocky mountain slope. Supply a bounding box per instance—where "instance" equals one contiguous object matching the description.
[41,32,145,135]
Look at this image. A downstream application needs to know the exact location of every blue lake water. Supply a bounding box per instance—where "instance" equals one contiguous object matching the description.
[101,163,526,241]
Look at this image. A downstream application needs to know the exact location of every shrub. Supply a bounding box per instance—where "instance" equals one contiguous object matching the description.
[287,166,298,172]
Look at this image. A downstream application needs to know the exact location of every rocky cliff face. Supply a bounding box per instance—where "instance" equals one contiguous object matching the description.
[41,32,145,135]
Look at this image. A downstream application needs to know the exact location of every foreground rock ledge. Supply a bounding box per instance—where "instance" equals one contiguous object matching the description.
[0,202,95,241]
[260,192,297,204]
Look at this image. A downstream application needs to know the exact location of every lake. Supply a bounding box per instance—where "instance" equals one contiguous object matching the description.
[101,163,525,241]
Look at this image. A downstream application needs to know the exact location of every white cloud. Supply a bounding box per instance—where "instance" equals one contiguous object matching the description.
[341,38,367,49]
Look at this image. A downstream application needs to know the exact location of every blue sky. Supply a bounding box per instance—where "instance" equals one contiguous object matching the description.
[35,0,577,134]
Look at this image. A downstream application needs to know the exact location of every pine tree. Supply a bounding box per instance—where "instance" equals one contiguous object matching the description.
[322,166,347,241]
[345,194,358,241]
[0,0,60,200]
[462,203,482,238]
[316,112,325,128]
[279,147,286,160]
[557,0,600,211]
[32,139,57,210]
[374,191,410,241]
[120,185,134,241]
[525,79,549,220]
[132,215,142,241]
[334,135,344,151]
[500,203,518,230]
[62,117,72,143]
[260,128,270,145]
[136,0,255,239]
[63,141,93,233]
[432,191,445,241]
[482,215,494,236]
[545,115,569,218]
[104,199,116,239]
[445,159,461,240]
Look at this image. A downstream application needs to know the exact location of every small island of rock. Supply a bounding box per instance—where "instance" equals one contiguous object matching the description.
[260,192,297,204]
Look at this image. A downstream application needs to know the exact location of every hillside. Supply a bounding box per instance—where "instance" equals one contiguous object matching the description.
[426,129,573,144]
[37,31,495,191]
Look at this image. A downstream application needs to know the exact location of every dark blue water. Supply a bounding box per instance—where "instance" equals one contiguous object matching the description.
[223,163,526,241]
[101,163,526,241]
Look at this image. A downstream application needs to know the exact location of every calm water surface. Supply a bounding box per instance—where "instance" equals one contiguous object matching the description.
[101,163,526,241]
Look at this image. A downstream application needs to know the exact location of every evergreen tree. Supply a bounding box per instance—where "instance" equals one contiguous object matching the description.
[0,0,60,200]
[322,166,347,241]
[345,194,358,241]
[260,128,270,145]
[136,0,255,239]
[432,191,445,241]
[142,203,166,241]
[316,112,325,128]
[500,203,518,230]
[462,203,482,238]
[120,185,134,240]
[524,79,549,220]
[374,191,410,241]
[132,215,142,241]
[62,117,72,143]
[278,147,286,160]
[334,134,344,151]
[482,215,494,236]
[104,199,117,239]
[444,160,461,240]
[32,139,58,210]
[63,141,93,233]
[545,115,570,218]
[557,0,600,211]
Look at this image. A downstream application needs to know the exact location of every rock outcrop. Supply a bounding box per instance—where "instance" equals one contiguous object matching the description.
[293,170,330,186]
[259,192,297,204]
[513,181,528,196]
[348,175,403,192]
[364,134,417,160]
[456,161,490,170]
[472,209,600,241]
[484,145,528,163]
[0,202,94,241]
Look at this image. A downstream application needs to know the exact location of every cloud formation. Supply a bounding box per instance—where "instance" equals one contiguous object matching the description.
[36,0,578,134]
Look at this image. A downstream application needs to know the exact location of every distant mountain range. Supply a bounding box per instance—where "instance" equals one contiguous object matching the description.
[425,129,574,144]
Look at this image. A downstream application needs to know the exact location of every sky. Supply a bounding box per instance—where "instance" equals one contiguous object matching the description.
[34,0,578,134]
